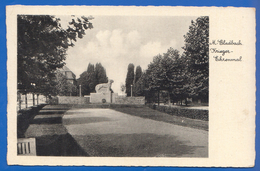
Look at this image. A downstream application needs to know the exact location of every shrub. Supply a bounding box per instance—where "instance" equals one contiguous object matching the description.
[148,105,208,121]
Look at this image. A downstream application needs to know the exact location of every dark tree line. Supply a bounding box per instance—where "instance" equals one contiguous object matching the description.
[17,15,93,97]
[125,64,143,96]
[77,63,108,96]
[125,16,209,105]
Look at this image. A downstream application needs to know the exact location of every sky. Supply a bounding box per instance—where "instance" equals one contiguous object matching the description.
[58,15,198,94]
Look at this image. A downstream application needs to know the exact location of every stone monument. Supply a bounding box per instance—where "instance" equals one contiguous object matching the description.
[90,80,115,103]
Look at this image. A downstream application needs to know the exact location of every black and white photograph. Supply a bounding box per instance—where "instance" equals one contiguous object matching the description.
[7,6,255,167]
[16,14,209,157]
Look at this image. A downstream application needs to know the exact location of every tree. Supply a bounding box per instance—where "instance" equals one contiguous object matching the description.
[125,63,135,96]
[18,15,93,96]
[132,65,142,96]
[145,48,182,105]
[172,53,190,104]
[55,71,77,96]
[134,71,149,97]
[134,66,142,84]
[182,16,209,102]
[77,63,96,95]
[77,71,88,96]
[161,48,183,104]
[77,62,108,95]
[95,63,108,84]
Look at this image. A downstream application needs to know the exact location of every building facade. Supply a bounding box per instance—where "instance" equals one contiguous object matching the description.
[59,66,77,85]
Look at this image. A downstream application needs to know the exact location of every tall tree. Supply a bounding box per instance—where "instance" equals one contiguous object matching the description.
[145,48,182,104]
[77,71,88,96]
[77,62,109,95]
[95,63,108,84]
[133,65,142,96]
[18,15,93,96]
[77,63,96,95]
[134,66,142,84]
[182,16,209,102]
[125,63,135,96]
[145,54,162,105]
[134,71,149,96]
[88,63,97,93]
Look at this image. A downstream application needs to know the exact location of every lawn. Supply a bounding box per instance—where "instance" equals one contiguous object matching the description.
[111,106,208,131]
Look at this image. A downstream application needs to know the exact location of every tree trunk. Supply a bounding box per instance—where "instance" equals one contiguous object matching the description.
[157,90,160,106]
[33,93,35,106]
[25,93,27,108]
[18,92,21,110]
[168,91,171,105]
[37,94,39,105]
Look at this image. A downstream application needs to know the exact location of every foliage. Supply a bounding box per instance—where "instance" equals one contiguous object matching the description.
[136,16,209,104]
[134,66,142,84]
[133,65,142,96]
[182,16,209,101]
[133,72,148,96]
[148,105,208,121]
[18,15,93,95]
[77,62,108,95]
[95,63,108,85]
[145,48,183,103]
[125,63,135,96]
[77,63,95,95]
[54,71,77,96]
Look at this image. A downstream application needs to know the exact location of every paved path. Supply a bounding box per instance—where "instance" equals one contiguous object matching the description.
[25,106,208,157]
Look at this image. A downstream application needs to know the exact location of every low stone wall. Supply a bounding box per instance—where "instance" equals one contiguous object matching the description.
[90,92,111,103]
[114,96,145,105]
[58,96,90,104]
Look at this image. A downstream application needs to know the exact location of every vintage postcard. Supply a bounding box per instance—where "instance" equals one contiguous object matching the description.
[6,6,255,166]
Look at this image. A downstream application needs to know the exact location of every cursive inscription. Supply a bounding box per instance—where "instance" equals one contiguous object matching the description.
[210,48,232,56]
[213,56,242,61]
[210,40,242,45]
[210,39,243,62]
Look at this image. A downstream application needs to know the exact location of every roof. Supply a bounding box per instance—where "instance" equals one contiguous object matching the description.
[60,66,72,72]
[58,66,76,79]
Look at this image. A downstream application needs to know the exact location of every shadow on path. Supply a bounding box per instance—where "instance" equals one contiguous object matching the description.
[36,133,88,156]
[72,133,206,157]
[23,105,89,156]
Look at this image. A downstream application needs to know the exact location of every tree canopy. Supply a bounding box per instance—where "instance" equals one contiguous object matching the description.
[130,16,209,104]
[77,62,108,96]
[182,16,209,101]
[125,63,135,96]
[134,66,142,84]
[18,15,93,96]
[95,63,108,84]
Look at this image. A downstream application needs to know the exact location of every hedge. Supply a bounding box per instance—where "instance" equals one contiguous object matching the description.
[17,104,46,138]
[148,104,208,121]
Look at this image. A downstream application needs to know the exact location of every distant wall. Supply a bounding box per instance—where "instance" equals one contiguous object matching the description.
[114,96,145,105]
[58,96,90,104]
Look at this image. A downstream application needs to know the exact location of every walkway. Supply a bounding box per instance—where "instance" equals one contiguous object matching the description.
[24,105,208,157]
